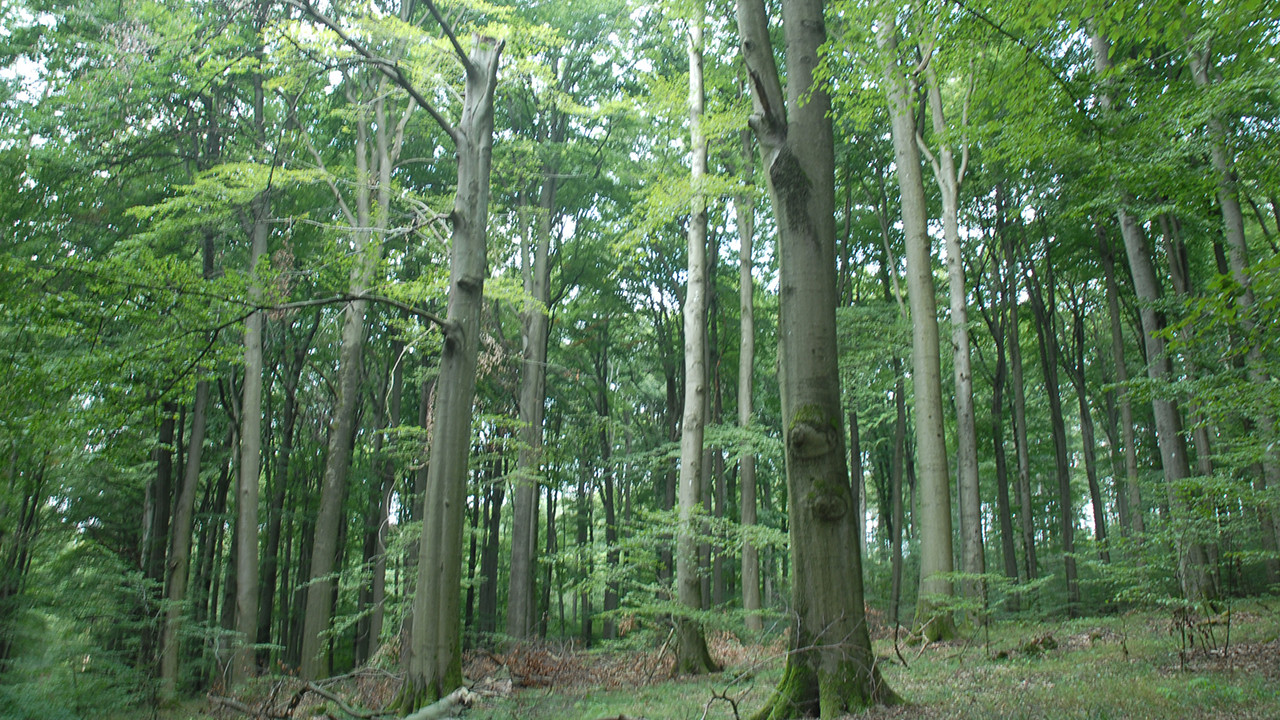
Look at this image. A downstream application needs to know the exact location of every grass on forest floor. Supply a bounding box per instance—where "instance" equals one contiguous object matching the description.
[466,602,1280,720]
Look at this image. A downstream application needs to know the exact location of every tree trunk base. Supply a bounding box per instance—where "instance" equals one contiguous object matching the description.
[752,652,899,720]
[672,619,719,676]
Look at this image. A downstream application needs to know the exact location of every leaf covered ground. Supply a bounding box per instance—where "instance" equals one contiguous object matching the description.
[193,603,1280,720]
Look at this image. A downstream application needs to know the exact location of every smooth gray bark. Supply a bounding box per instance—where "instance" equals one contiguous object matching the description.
[1092,30,1216,604]
[879,14,954,641]
[735,132,761,633]
[739,0,897,713]
[403,33,502,708]
[673,12,717,675]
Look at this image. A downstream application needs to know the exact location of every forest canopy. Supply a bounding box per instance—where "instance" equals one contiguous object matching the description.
[1,0,1278,718]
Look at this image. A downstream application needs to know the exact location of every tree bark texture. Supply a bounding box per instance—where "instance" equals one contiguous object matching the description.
[673,13,717,675]
[1091,30,1216,604]
[739,0,897,714]
[402,35,502,709]
[736,131,762,633]
[879,14,954,641]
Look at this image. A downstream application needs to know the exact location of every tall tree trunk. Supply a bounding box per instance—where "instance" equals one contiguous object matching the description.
[673,12,717,674]
[736,131,761,633]
[1188,40,1280,584]
[233,186,269,683]
[1091,30,1217,604]
[997,186,1038,584]
[301,81,389,678]
[596,334,621,640]
[1066,295,1110,563]
[477,452,505,635]
[402,34,502,709]
[1024,241,1079,614]
[977,259,1020,601]
[159,383,208,699]
[507,173,556,639]
[1100,231,1144,537]
[260,314,319,663]
[739,0,898,713]
[920,56,985,610]
[879,14,954,641]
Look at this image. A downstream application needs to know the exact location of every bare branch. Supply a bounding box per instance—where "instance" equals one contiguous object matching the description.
[423,0,474,75]
[288,0,460,142]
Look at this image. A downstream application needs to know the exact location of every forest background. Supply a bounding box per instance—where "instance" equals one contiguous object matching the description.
[1,0,1279,717]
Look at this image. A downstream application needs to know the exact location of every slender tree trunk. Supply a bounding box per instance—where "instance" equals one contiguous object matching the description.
[507,172,556,638]
[1100,231,1144,537]
[981,271,1020,599]
[159,382,208,699]
[880,14,954,641]
[920,58,985,610]
[1092,30,1217,604]
[1025,242,1079,614]
[997,187,1038,584]
[233,187,269,683]
[739,0,898,713]
[1066,296,1110,563]
[673,12,717,674]
[736,131,761,633]
[1188,41,1280,584]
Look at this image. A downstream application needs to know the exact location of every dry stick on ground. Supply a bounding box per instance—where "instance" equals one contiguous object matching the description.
[209,694,271,719]
[699,687,750,720]
[644,626,678,684]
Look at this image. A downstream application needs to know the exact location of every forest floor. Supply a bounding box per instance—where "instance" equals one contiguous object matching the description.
[197,601,1280,720]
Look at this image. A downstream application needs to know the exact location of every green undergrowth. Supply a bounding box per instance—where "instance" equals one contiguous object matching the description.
[467,604,1280,720]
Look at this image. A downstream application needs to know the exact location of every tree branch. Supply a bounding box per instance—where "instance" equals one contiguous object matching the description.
[423,0,474,75]
[289,0,460,143]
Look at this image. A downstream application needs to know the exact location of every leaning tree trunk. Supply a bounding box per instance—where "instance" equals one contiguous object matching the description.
[401,34,502,710]
[880,13,954,641]
[673,11,717,675]
[1091,30,1216,604]
[738,0,898,714]
[1188,40,1280,584]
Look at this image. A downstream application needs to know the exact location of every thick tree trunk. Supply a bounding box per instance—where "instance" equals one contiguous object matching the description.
[402,35,502,709]
[739,0,897,714]
[673,13,717,674]
[879,14,954,641]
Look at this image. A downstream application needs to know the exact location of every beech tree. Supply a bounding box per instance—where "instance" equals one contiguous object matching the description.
[737,0,898,714]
